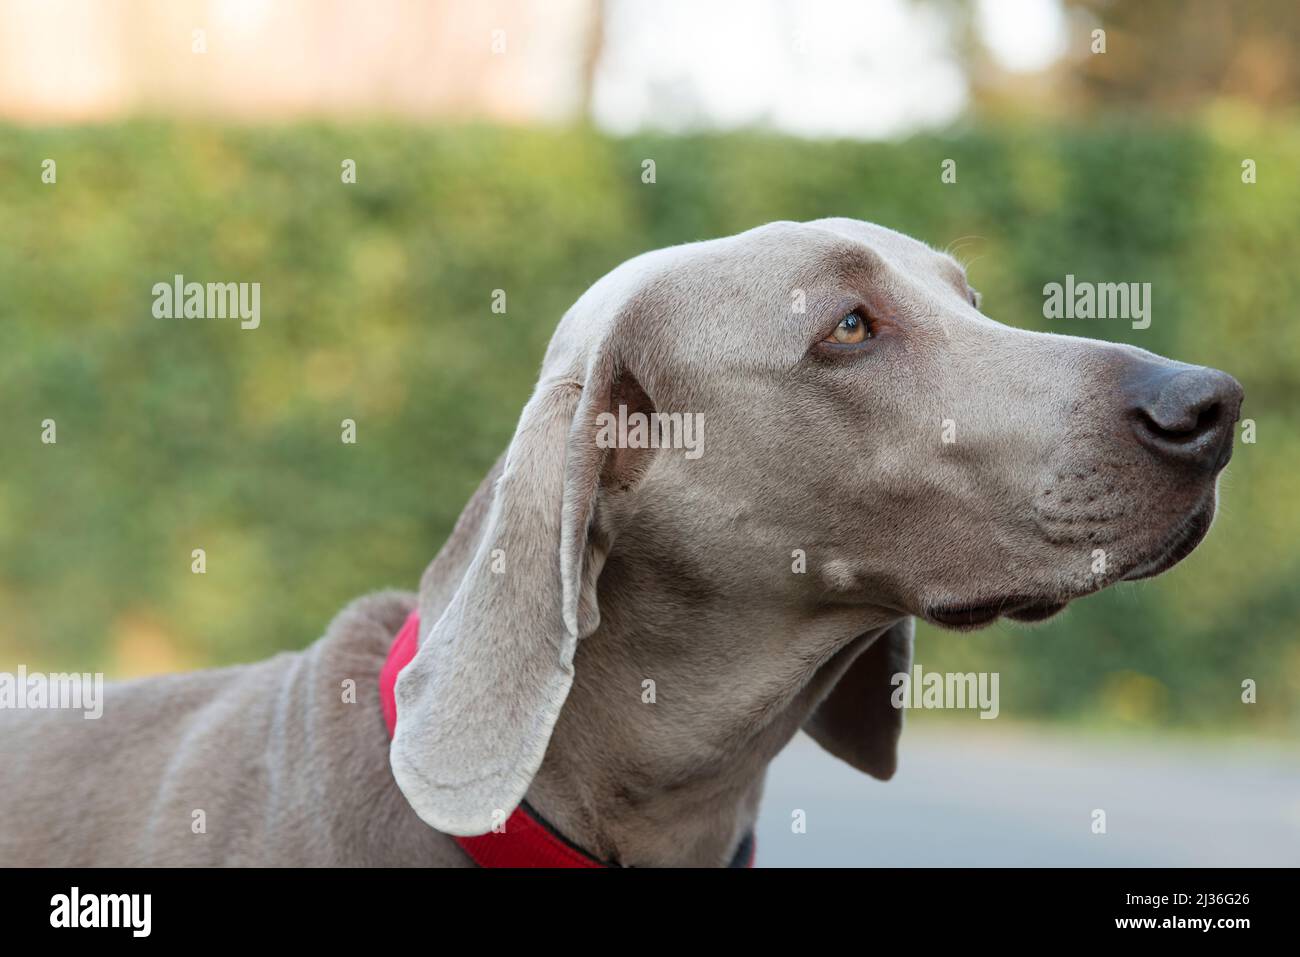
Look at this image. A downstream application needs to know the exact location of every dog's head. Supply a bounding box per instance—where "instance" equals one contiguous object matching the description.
[656,217,1243,628]
[391,220,1242,835]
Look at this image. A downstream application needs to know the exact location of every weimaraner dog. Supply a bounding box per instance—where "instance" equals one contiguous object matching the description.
[0,219,1242,867]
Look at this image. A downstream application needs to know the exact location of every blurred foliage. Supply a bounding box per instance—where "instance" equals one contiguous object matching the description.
[0,120,1296,736]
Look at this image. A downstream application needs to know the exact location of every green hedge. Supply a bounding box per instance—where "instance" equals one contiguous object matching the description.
[1,120,1296,734]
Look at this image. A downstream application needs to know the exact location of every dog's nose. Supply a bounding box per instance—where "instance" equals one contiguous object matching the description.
[1123,362,1244,472]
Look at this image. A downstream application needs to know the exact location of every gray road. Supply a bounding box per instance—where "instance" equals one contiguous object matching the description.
[755,724,1300,866]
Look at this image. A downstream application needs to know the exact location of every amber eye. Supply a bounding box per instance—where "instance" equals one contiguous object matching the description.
[826,310,871,345]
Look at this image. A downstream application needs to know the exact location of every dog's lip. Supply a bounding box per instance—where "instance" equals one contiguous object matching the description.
[1121,504,1213,581]
[925,596,1069,630]
[924,500,1216,629]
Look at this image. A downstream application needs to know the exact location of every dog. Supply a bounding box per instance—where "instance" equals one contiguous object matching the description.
[0,219,1242,866]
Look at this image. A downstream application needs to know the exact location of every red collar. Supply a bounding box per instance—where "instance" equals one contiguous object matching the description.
[381,610,756,868]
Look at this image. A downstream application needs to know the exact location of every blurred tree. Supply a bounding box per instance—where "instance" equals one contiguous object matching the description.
[579,0,607,121]
[931,0,1300,122]
[1062,0,1300,112]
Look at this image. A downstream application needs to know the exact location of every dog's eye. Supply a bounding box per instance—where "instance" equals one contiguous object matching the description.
[826,310,871,345]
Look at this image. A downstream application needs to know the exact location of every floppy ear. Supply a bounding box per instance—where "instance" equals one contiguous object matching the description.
[803,617,914,780]
[389,351,624,836]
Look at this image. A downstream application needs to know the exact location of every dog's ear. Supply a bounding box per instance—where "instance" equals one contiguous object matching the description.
[803,617,914,780]
[389,345,642,836]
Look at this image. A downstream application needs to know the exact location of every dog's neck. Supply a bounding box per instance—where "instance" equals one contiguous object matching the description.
[529,558,887,866]
[417,455,888,867]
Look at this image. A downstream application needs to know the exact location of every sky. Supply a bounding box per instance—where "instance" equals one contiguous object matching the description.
[593,0,1070,139]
